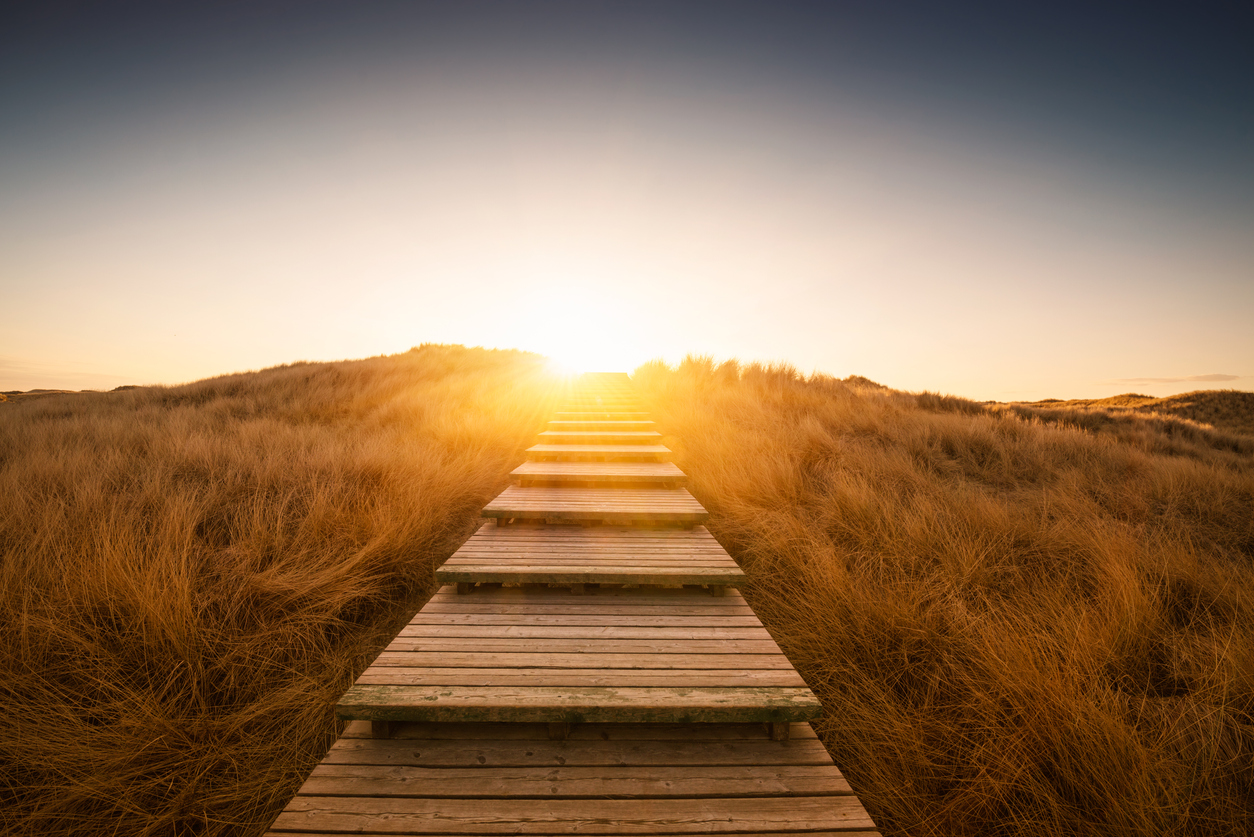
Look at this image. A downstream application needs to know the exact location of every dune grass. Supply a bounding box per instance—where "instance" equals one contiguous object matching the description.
[0,345,559,835]
[633,357,1254,837]
[4,347,1251,836]
[1007,390,1254,442]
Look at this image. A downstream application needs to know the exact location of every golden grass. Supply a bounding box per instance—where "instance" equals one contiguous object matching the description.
[634,357,1254,837]
[5,347,1251,836]
[1015,390,1254,439]
[0,345,560,835]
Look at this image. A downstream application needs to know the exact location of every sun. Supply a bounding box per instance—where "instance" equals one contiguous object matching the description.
[519,292,650,375]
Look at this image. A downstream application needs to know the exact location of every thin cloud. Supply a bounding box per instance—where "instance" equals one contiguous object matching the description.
[1109,374,1243,385]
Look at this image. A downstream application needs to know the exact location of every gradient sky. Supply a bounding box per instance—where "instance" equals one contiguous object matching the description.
[2,1,1251,400]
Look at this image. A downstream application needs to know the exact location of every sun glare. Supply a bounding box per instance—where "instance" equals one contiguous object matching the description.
[517,289,650,375]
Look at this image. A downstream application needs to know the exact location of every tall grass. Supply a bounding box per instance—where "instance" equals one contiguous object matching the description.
[0,345,560,835]
[634,357,1254,837]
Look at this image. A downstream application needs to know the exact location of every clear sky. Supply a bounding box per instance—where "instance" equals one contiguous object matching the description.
[2,1,1251,400]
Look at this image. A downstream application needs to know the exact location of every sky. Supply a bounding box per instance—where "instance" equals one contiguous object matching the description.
[2,1,1251,401]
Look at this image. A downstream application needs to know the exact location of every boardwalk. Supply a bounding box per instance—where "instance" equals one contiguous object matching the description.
[267,372,880,836]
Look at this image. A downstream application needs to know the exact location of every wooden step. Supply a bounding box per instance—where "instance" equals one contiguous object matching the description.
[268,721,880,837]
[336,586,820,727]
[510,460,686,487]
[566,389,636,397]
[559,404,643,413]
[526,443,671,461]
[438,524,740,586]
[483,486,707,523]
[537,430,662,444]
[546,420,656,430]
[555,411,650,420]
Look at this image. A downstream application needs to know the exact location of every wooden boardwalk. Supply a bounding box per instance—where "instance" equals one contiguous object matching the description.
[267,372,880,836]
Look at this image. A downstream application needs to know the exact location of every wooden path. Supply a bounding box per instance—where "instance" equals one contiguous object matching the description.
[267,372,880,836]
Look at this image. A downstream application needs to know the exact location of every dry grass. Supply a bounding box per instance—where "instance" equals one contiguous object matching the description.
[1014,390,1254,439]
[634,357,1254,837]
[0,345,560,836]
[5,346,1251,837]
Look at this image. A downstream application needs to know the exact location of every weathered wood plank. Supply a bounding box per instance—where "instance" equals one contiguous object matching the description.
[554,411,650,420]
[298,763,851,797]
[436,568,741,586]
[482,487,707,522]
[510,460,686,485]
[536,430,662,444]
[414,603,757,618]
[397,625,773,639]
[319,735,836,769]
[353,668,808,687]
[424,589,748,606]
[269,795,874,834]
[336,685,822,724]
[526,443,671,461]
[380,637,782,654]
[545,420,656,430]
[447,524,730,558]
[271,834,880,837]
[338,720,822,743]
[368,652,797,669]
[438,523,741,585]
[408,614,766,626]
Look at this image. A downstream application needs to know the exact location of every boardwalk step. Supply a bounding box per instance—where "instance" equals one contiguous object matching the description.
[483,486,707,523]
[338,587,809,724]
[438,524,739,586]
[510,460,686,486]
[526,444,671,462]
[546,420,657,430]
[337,685,821,725]
[555,411,650,420]
[268,723,879,836]
[537,430,663,444]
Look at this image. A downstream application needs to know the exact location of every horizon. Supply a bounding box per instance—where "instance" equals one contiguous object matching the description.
[2,2,1251,401]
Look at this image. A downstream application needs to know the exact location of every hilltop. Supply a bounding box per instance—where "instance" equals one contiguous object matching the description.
[1015,389,1254,438]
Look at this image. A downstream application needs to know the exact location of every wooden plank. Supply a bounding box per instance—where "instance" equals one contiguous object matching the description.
[537,430,661,444]
[269,795,875,833]
[397,625,773,639]
[367,652,798,669]
[558,403,644,412]
[379,638,781,654]
[546,420,656,430]
[554,411,649,420]
[438,524,741,585]
[353,668,808,687]
[338,720,823,743]
[407,614,766,626]
[526,444,670,461]
[425,582,748,602]
[336,685,822,724]
[510,460,686,485]
[416,602,755,614]
[448,524,730,551]
[436,568,741,585]
[319,730,837,768]
[297,763,851,797]
[482,487,707,522]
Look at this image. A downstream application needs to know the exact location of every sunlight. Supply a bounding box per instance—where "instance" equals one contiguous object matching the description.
[516,287,651,374]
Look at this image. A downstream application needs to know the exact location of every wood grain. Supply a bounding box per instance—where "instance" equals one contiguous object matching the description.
[482,487,707,522]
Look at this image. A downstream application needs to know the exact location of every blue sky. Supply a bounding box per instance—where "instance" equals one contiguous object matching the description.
[2,1,1251,399]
